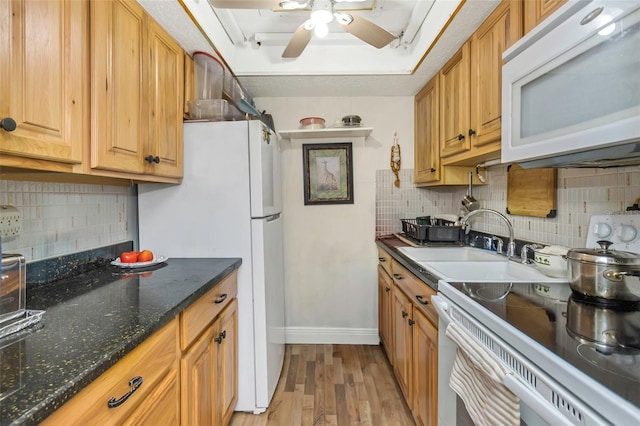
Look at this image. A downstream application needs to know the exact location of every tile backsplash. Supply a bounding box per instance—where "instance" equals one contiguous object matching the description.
[376,165,640,248]
[0,180,137,262]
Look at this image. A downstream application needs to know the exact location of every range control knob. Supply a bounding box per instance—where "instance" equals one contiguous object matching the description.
[593,222,613,239]
[616,224,637,242]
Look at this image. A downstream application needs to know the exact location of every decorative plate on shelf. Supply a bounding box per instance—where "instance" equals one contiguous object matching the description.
[111,256,168,269]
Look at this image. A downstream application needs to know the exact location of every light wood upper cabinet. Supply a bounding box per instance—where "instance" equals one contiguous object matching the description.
[524,0,567,34]
[470,0,523,152]
[146,18,184,178]
[90,0,183,179]
[414,75,440,184]
[90,0,146,174]
[0,0,85,166]
[439,42,471,158]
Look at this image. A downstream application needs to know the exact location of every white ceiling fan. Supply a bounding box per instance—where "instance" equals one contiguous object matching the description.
[208,0,397,58]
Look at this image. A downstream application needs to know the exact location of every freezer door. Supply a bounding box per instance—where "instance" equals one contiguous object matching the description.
[251,214,285,409]
[249,121,282,218]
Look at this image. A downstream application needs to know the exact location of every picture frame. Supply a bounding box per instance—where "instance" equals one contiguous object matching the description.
[302,143,354,205]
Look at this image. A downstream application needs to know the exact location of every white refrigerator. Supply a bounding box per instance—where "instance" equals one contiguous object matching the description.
[137,120,285,414]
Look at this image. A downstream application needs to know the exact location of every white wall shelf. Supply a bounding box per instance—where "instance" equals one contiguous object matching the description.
[278,127,373,140]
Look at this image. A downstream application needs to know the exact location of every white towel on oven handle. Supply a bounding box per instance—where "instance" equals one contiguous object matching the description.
[446,321,521,426]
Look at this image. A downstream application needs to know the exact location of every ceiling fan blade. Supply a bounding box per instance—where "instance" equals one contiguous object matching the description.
[282,24,313,58]
[340,14,395,48]
[209,0,284,9]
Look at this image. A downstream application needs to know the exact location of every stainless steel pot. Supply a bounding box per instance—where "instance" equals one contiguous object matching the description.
[566,240,640,302]
[566,296,640,354]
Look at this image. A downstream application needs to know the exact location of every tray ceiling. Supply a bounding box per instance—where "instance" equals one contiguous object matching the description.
[139,0,501,97]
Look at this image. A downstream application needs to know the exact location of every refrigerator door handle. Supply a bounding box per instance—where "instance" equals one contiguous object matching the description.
[266,213,281,222]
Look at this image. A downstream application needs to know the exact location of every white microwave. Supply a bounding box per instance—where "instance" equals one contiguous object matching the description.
[502,0,640,168]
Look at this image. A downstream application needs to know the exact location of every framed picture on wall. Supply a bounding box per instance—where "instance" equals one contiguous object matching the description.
[302,143,354,205]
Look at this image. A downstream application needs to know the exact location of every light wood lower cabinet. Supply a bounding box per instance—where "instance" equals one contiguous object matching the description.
[381,254,439,426]
[392,283,414,407]
[412,308,438,426]
[42,319,180,425]
[180,270,238,426]
[181,298,238,426]
[44,271,238,425]
[378,265,393,361]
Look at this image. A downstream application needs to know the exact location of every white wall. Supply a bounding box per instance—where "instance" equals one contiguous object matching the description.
[255,96,414,343]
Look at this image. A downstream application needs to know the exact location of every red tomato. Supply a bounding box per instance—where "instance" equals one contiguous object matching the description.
[120,251,140,263]
[137,250,154,262]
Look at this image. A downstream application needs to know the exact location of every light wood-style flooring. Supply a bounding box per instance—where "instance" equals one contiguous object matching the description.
[230,344,415,426]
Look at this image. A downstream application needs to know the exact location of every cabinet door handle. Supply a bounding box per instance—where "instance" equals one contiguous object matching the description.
[214,330,227,344]
[385,286,390,293]
[0,117,17,132]
[393,273,403,280]
[402,310,408,318]
[415,295,429,305]
[144,155,160,164]
[408,318,415,326]
[214,293,228,304]
[468,128,476,137]
[107,376,143,408]
[457,133,465,141]
[378,257,386,262]
[430,168,436,173]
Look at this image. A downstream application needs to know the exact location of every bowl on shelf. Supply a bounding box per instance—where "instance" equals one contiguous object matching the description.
[299,117,325,129]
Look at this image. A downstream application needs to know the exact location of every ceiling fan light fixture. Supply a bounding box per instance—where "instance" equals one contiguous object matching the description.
[314,22,329,38]
[279,1,303,9]
[303,18,316,31]
[310,0,333,24]
[334,12,353,25]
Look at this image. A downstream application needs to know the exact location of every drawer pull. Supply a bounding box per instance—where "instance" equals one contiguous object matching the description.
[214,330,227,344]
[214,293,228,304]
[107,376,143,408]
[393,273,403,280]
[415,295,429,305]
[378,257,386,262]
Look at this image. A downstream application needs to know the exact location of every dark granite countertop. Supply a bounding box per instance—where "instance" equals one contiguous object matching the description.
[0,257,241,425]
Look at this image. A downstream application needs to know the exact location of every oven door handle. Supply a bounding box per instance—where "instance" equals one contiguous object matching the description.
[502,374,572,426]
[432,295,453,325]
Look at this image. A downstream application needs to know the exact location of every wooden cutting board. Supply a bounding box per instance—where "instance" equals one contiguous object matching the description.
[506,164,557,218]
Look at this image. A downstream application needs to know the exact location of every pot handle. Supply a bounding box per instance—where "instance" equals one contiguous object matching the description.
[603,269,640,281]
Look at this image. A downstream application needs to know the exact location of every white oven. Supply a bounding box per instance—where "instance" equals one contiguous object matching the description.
[433,276,640,426]
[501,0,640,167]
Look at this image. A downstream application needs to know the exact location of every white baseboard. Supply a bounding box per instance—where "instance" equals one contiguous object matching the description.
[285,327,380,345]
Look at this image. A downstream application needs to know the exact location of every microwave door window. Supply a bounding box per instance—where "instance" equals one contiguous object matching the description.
[516,12,640,145]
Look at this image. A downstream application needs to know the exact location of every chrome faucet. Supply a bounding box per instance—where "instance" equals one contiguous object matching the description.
[520,243,541,264]
[460,208,516,259]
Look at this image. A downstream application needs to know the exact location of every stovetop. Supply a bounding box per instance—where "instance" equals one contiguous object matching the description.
[440,279,640,413]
